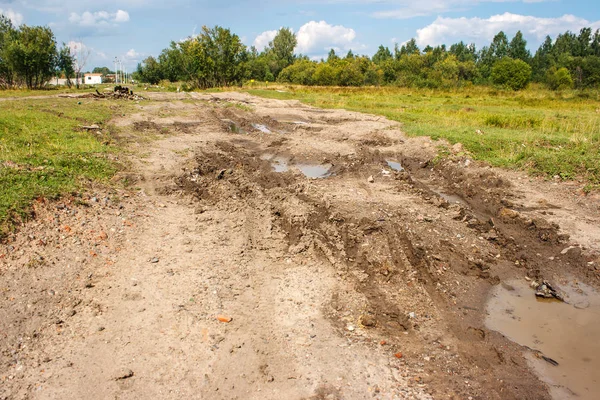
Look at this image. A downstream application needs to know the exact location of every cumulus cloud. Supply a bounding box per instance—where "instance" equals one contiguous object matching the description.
[114,10,130,22]
[296,20,358,55]
[124,48,140,61]
[414,13,600,47]
[68,10,130,27]
[371,0,550,19]
[0,8,24,26]
[253,29,278,51]
[253,21,361,56]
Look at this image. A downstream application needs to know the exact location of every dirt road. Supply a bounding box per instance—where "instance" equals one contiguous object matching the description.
[1,92,599,399]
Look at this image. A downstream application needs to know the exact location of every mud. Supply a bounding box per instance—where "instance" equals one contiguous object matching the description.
[1,91,599,400]
[486,280,600,400]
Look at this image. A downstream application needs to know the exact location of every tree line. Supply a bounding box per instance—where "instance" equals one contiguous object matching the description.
[136,25,600,91]
[0,15,79,89]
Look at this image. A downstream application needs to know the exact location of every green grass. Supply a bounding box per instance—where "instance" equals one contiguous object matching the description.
[0,98,130,233]
[246,85,600,183]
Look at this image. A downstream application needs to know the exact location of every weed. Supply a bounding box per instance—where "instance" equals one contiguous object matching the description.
[0,98,128,234]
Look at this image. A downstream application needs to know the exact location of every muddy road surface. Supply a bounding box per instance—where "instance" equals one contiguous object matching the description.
[1,92,599,399]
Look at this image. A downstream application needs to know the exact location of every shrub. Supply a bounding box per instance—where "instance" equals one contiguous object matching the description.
[491,57,532,90]
[547,67,573,90]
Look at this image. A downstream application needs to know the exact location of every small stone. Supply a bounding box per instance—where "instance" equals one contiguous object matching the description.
[367,176,374,183]
[150,257,159,263]
[347,325,355,332]
[360,315,377,327]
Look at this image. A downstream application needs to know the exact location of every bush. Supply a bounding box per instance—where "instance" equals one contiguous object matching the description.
[491,57,532,90]
[547,67,573,90]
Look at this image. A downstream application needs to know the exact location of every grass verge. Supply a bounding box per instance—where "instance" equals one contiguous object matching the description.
[0,97,131,234]
[246,85,600,183]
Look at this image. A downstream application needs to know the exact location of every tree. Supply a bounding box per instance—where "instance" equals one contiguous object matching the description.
[57,44,75,86]
[372,45,392,64]
[92,66,113,76]
[5,25,57,89]
[404,38,420,55]
[70,41,90,88]
[449,41,477,63]
[327,48,339,63]
[508,31,531,63]
[137,56,162,84]
[0,14,16,88]
[158,42,185,82]
[266,27,297,78]
[491,57,532,90]
[277,59,316,85]
[531,36,554,82]
[176,26,247,88]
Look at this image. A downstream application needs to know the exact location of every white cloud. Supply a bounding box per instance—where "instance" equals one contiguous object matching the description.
[125,49,139,59]
[371,0,551,20]
[68,10,130,27]
[253,30,278,51]
[114,10,130,22]
[0,8,24,26]
[414,13,600,47]
[296,20,358,54]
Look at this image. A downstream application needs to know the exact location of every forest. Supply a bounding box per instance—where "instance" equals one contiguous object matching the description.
[134,25,600,90]
[2,11,600,91]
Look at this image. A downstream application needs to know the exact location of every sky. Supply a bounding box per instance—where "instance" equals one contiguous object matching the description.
[1,0,599,71]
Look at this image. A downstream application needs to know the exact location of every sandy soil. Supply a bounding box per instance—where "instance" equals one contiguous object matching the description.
[1,92,599,400]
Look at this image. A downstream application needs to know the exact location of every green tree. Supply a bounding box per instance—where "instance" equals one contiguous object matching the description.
[372,45,392,64]
[449,41,477,63]
[508,31,531,63]
[5,25,57,89]
[158,42,185,82]
[531,36,554,82]
[92,66,113,76]
[327,48,339,63]
[266,27,297,78]
[57,44,75,86]
[313,63,336,85]
[490,57,532,90]
[277,59,316,85]
[137,56,163,84]
[0,14,16,87]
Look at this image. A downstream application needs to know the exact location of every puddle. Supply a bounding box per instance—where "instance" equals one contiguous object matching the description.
[386,160,404,172]
[271,157,289,172]
[221,119,246,134]
[261,153,289,172]
[486,280,600,399]
[431,189,468,206]
[251,123,272,134]
[296,163,332,179]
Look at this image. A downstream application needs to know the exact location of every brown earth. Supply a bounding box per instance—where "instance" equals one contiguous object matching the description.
[1,92,599,400]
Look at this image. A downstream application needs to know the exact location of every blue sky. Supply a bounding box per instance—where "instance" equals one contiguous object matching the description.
[1,1,599,71]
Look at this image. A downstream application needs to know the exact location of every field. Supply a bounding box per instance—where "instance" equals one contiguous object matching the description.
[247,85,600,185]
[0,97,129,233]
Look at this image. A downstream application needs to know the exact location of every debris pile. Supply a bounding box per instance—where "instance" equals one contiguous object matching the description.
[59,86,146,101]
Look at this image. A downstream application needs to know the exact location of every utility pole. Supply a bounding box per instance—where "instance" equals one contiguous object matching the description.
[114,57,118,84]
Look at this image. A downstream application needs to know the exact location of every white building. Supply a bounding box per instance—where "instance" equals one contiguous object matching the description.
[84,73,103,85]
